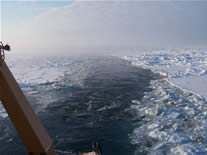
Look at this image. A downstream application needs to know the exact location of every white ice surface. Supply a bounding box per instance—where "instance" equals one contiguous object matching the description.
[125,48,207,154]
[124,48,207,99]
[4,54,68,87]
[129,79,207,154]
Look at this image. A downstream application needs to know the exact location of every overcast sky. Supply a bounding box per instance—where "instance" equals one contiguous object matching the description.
[1,0,207,54]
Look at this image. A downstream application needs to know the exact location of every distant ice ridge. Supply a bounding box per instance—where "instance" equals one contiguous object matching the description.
[129,78,207,154]
[124,48,207,98]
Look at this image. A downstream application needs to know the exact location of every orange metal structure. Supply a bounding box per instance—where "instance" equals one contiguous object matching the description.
[0,42,56,155]
[0,42,100,155]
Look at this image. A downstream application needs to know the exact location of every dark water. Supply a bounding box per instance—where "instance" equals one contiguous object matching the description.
[0,57,157,155]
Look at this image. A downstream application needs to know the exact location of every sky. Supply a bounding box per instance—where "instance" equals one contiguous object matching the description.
[1,0,207,54]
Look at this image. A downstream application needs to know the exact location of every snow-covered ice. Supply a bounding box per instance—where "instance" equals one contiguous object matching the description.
[125,48,207,154]
[124,48,207,99]
[4,54,95,88]
[129,78,207,154]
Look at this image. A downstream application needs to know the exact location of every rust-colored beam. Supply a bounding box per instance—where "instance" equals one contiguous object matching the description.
[0,61,56,155]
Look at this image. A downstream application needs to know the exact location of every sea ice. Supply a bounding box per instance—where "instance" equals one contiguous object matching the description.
[124,48,207,98]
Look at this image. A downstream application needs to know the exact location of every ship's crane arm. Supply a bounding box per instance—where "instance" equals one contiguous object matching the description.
[0,42,56,155]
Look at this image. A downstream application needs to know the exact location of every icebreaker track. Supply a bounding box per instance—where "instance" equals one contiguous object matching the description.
[1,56,156,155]
[2,54,207,154]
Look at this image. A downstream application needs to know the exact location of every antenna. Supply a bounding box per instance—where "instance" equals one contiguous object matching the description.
[0,42,10,64]
[0,41,10,51]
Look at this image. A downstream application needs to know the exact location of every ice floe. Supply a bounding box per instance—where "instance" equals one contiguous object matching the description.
[130,78,207,154]
[124,48,207,98]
